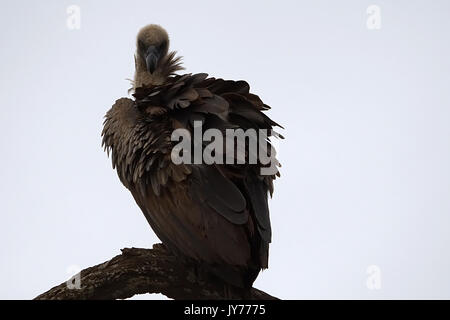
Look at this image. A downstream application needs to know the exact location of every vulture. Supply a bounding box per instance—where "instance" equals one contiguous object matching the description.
[102,24,282,293]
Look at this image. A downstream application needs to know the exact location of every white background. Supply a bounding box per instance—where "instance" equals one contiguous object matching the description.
[1,0,449,299]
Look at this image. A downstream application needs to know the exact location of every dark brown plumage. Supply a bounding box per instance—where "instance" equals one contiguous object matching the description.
[102,24,282,290]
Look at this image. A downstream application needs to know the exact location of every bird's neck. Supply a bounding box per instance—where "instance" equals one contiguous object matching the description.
[133,52,183,90]
[134,59,166,88]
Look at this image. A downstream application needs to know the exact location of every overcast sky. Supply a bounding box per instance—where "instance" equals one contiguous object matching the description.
[1,0,449,299]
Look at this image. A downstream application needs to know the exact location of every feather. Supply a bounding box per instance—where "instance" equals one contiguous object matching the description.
[103,48,282,289]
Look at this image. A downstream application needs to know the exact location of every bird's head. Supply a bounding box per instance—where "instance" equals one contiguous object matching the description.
[136,24,169,74]
[133,24,182,88]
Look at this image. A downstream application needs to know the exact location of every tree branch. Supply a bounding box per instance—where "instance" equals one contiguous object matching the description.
[35,244,277,300]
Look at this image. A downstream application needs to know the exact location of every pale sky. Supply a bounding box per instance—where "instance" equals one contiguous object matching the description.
[1,0,450,299]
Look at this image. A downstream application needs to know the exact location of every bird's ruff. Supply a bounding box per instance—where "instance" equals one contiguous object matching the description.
[130,51,184,92]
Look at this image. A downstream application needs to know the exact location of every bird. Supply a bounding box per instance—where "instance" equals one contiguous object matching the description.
[102,24,282,294]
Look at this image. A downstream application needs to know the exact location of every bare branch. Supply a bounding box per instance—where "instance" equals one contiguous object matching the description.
[35,244,277,300]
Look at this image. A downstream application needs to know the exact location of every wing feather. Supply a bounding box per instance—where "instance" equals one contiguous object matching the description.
[105,74,282,286]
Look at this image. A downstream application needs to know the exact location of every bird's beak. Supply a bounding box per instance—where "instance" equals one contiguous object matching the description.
[145,45,160,74]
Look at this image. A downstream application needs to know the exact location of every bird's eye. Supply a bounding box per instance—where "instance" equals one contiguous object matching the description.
[138,40,146,52]
[159,40,168,53]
